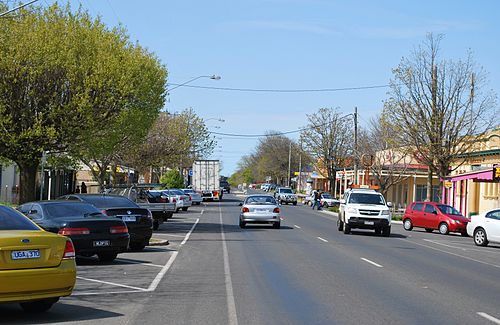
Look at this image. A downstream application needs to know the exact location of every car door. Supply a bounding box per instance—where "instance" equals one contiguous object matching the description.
[485,210,500,242]
[424,204,439,229]
[411,203,425,227]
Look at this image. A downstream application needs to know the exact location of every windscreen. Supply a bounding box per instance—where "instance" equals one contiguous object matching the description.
[348,193,385,205]
[45,203,102,218]
[80,196,138,208]
[0,206,40,230]
[322,193,332,198]
[245,196,277,205]
[280,189,293,194]
[437,205,462,216]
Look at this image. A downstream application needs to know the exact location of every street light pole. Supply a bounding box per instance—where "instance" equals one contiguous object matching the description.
[353,106,358,185]
[287,141,292,187]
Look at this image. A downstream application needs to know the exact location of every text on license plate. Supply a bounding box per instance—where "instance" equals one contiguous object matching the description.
[11,250,40,260]
[122,216,136,222]
[93,240,111,247]
[364,221,375,225]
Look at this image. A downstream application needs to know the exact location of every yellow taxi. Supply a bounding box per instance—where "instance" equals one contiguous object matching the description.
[0,205,76,312]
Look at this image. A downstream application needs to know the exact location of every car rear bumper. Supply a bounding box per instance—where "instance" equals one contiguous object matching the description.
[448,223,467,232]
[346,217,390,229]
[0,259,76,303]
[241,214,280,223]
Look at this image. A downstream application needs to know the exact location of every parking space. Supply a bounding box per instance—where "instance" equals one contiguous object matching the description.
[71,214,200,296]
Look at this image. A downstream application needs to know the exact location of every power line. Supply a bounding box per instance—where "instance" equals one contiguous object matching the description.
[165,83,391,93]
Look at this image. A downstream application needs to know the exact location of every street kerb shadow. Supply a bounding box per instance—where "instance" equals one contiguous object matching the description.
[0,303,122,324]
[349,230,407,239]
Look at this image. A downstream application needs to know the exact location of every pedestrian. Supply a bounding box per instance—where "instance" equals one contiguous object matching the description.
[312,190,322,210]
[75,185,80,194]
[81,181,87,193]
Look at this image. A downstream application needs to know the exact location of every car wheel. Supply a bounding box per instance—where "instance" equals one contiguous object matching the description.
[337,219,343,231]
[343,223,351,234]
[239,220,246,228]
[176,208,180,213]
[20,298,58,313]
[374,227,381,235]
[273,222,281,229]
[382,226,391,237]
[182,207,188,211]
[323,202,328,208]
[98,252,118,262]
[473,228,488,246]
[425,228,434,233]
[403,219,413,231]
[293,202,297,206]
[438,222,449,235]
[130,243,146,251]
[153,220,160,230]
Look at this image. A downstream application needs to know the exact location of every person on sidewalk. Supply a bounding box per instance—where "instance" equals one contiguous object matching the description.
[81,181,87,193]
[312,190,322,210]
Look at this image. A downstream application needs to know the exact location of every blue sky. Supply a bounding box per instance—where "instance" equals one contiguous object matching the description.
[62,0,500,175]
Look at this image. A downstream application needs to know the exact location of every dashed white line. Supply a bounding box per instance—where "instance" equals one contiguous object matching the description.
[477,312,500,324]
[201,209,204,215]
[147,251,179,291]
[180,218,200,246]
[294,225,301,229]
[317,237,328,243]
[361,257,383,268]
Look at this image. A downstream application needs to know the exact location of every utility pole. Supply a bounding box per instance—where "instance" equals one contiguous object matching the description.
[287,141,292,187]
[39,151,46,200]
[297,139,302,192]
[353,107,358,185]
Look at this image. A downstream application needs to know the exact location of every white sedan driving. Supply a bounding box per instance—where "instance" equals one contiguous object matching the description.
[239,195,281,229]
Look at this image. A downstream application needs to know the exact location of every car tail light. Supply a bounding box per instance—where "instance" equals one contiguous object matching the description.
[101,210,108,216]
[179,197,184,201]
[63,240,76,259]
[58,227,90,235]
[214,191,219,197]
[172,198,177,203]
[242,207,249,213]
[273,207,280,213]
[110,225,128,234]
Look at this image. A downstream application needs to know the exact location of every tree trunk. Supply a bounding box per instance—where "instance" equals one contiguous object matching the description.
[17,160,40,204]
[426,167,433,202]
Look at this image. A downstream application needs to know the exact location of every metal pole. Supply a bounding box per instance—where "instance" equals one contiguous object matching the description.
[353,107,358,185]
[39,151,46,200]
[297,139,302,192]
[287,141,292,187]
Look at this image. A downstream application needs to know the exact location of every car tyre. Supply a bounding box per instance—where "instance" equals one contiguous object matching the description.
[182,207,188,211]
[130,243,146,251]
[438,222,449,235]
[98,252,118,262]
[273,222,281,229]
[425,228,434,233]
[20,298,58,313]
[461,231,468,237]
[323,202,328,208]
[473,228,488,246]
[343,222,351,234]
[293,202,297,206]
[153,219,160,231]
[382,226,391,237]
[337,219,343,231]
[374,227,381,235]
[403,219,413,231]
[239,220,246,228]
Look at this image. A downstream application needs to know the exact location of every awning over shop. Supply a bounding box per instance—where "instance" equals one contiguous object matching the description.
[448,169,493,182]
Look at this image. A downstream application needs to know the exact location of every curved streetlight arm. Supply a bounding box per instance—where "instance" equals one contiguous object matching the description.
[167,75,220,92]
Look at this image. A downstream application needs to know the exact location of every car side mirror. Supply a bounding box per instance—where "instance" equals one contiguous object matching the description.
[28,209,38,215]
[238,202,243,206]
[340,199,346,204]
[387,202,393,208]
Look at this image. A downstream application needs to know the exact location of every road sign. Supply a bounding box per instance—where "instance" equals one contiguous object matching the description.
[444,181,453,188]
[188,169,193,177]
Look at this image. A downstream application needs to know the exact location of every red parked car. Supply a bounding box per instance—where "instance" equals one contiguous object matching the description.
[402,202,469,236]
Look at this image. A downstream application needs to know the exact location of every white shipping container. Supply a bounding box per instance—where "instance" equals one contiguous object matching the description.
[192,160,221,201]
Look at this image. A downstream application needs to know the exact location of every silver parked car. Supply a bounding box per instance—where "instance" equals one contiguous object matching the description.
[239,195,281,229]
[181,188,202,205]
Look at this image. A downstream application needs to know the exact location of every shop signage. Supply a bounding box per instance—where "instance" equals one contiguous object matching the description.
[494,165,500,181]
[444,181,453,188]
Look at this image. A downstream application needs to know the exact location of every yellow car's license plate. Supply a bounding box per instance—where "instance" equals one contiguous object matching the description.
[11,250,40,260]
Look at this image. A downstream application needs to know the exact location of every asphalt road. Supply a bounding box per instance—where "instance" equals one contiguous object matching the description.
[2,192,500,324]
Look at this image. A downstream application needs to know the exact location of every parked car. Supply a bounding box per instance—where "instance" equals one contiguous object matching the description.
[402,202,469,236]
[150,189,192,212]
[467,208,500,246]
[274,187,298,205]
[107,184,176,230]
[182,188,202,205]
[18,201,129,262]
[58,194,153,251]
[0,205,77,312]
[320,193,340,208]
[239,195,281,229]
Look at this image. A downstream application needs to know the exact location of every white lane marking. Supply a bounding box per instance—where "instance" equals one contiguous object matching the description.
[147,251,179,291]
[294,225,301,229]
[477,312,500,324]
[72,289,142,296]
[400,238,500,270]
[280,217,284,221]
[361,258,383,268]
[180,218,200,246]
[317,237,328,243]
[219,204,239,325]
[152,233,186,238]
[76,276,147,291]
[201,209,204,215]
[423,239,467,251]
[114,259,164,268]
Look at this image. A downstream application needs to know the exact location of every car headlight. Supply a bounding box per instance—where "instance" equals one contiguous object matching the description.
[347,207,358,214]
[381,210,389,215]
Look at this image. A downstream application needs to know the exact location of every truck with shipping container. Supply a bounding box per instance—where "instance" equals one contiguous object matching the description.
[192,160,222,201]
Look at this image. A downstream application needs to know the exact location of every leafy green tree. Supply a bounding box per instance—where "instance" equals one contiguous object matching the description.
[160,169,184,188]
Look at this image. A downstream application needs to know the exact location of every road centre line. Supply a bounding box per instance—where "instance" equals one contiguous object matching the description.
[219,204,239,325]
[180,218,200,246]
[478,312,500,324]
[361,258,383,268]
[400,238,500,270]
[76,276,148,291]
[317,237,328,243]
[294,225,301,229]
[201,209,204,215]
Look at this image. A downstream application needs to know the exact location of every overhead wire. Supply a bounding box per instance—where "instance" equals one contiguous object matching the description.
[165,83,391,93]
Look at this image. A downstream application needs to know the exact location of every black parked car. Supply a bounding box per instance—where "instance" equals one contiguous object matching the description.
[18,201,129,262]
[59,194,153,251]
